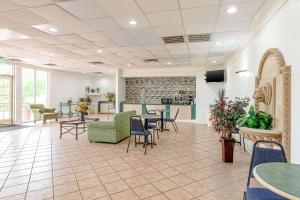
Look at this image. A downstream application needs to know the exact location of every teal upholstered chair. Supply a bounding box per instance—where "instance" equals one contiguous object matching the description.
[87,110,136,143]
[30,104,58,124]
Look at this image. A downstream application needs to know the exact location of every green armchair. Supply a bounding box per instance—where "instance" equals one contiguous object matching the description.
[30,104,59,124]
[87,110,136,143]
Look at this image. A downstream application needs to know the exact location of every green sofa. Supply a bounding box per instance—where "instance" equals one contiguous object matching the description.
[30,104,59,124]
[87,110,136,143]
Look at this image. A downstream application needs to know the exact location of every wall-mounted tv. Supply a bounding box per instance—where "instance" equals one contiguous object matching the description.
[205,70,225,82]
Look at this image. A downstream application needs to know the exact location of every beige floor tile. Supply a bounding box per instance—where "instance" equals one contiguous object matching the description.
[30,171,53,182]
[54,191,82,200]
[53,173,76,185]
[133,184,161,199]
[0,193,25,200]
[152,179,178,192]
[95,166,115,176]
[164,188,193,200]
[144,194,168,200]
[54,181,79,196]
[118,169,140,179]
[143,171,165,183]
[4,175,30,187]
[26,187,53,200]
[28,178,53,191]
[81,185,108,200]
[159,167,180,178]
[110,189,139,200]
[0,183,28,198]
[99,172,121,184]
[125,175,149,188]
[76,170,97,181]
[104,180,130,194]
[78,177,102,190]
[182,182,210,197]
[169,174,194,187]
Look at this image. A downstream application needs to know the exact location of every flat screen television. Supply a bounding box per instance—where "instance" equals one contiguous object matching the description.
[205,70,225,82]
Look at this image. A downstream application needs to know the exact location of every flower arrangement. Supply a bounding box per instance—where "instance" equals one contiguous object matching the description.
[105,92,115,102]
[209,90,250,139]
[76,101,89,114]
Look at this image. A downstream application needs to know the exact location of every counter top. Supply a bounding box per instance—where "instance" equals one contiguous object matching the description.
[121,102,194,106]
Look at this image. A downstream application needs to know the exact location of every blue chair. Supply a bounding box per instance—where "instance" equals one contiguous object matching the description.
[163,108,179,133]
[146,109,160,140]
[244,140,287,200]
[127,116,153,155]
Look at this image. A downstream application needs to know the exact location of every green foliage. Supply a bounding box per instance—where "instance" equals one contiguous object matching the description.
[237,105,273,129]
[209,96,250,138]
[105,92,115,102]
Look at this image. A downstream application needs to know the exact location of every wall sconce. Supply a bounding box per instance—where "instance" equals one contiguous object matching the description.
[236,70,250,78]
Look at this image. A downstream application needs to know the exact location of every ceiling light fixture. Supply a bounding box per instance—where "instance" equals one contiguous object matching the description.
[127,63,131,67]
[227,6,237,14]
[166,62,171,65]
[97,49,102,53]
[212,60,217,63]
[216,41,222,46]
[49,27,58,33]
[21,58,35,63]
[129,20,137,26]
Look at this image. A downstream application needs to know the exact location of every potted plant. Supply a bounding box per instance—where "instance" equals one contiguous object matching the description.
[210,90,250,163]
[237,105,272,129]
[105,92,115,104]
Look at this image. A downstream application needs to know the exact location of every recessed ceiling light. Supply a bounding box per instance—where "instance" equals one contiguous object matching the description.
[127,63,131,67]
[212,60,217,63]
[129,20,137,26]
[110,70,114,73]
[227,6,237,14]
[49,27,58,33]
[97,49,102,53]
[216,41,222,46]
[166,62,171,65]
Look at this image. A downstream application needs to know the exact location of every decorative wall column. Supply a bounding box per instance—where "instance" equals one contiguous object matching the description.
[115,69,125,113]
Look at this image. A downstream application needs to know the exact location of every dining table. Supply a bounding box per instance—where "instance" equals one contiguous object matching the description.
[253,162,300,200]
[138,114,160,145]
[148,108,170,131]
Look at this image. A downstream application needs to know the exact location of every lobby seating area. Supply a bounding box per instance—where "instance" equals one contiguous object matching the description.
[0,0,299,199]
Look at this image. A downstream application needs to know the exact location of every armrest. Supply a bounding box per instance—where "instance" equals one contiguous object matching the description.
[87,121,116,129]
[44,107,55,113]
[31,109,41,114]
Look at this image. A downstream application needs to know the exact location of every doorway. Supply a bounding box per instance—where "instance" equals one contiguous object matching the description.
[0,75,13,126]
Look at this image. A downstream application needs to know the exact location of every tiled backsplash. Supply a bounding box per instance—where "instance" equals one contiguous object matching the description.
[125,77,196,103]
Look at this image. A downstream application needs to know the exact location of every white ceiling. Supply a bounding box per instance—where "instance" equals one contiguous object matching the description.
[0,0,265,74]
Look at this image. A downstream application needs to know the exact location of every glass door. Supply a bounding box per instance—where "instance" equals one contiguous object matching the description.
[0,75,13,126]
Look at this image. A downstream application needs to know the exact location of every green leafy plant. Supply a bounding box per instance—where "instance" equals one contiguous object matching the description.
[209,90,250,139]
[237,105,273,129]
[105,92,115,102]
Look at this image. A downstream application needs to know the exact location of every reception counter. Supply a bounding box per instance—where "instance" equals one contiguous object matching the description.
[120,102,196,120]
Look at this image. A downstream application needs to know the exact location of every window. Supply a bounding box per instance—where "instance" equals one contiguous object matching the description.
[22,68,48,122]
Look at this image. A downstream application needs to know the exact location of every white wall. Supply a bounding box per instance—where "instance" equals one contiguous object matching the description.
[196,72,225,124]
[225,0,300,163]
[49,70,93,109]
[92,76,116,101]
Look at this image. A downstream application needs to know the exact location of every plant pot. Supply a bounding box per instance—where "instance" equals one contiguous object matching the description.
[221,137,235,163]
[80,112,85,121]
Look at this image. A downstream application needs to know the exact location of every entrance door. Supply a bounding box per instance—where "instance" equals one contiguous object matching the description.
[0,75,13,126]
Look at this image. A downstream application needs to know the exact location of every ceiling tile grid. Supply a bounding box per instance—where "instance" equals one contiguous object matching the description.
[0,0,266,74]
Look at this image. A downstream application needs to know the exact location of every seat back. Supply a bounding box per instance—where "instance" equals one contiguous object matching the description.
[247,140,287,187]
[114,110,136,136]
[30,104,45,113]
[130,116,145,135]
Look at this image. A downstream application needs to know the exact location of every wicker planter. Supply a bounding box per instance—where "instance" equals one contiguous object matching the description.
[221,137,235,163]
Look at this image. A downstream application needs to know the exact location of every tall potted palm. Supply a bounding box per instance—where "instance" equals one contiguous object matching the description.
[210,90,250,162]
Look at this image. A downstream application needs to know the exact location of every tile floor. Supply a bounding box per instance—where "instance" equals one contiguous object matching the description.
[0,117,253,200]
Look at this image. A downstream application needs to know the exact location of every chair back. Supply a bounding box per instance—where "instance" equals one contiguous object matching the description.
[30,104,45,113]
[174,109,179,120]
[130,116,145,134]
[247,140,287,187]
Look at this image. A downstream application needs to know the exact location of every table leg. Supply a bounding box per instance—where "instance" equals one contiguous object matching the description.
[144,119,149,130]
[75,124,78,140]
[160,111,163,131]
[60,123,62,139]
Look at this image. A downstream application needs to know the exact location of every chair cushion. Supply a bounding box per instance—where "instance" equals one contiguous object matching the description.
[246,188,287,200]
[131,130,151,136]
[147,124,157,129]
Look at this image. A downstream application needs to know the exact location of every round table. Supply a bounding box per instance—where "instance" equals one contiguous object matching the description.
[253,163,300,200]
